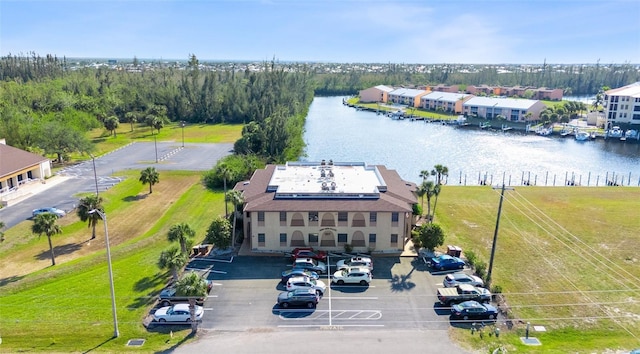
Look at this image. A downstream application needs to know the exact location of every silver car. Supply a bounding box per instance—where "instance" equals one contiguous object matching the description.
[32,207,66,218]
[443,272,484,288]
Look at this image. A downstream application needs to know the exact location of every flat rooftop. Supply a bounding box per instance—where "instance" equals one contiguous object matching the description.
[267,161,387,199]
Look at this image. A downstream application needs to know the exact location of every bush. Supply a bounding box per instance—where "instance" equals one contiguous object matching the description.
[475,260,487,280]
[491,284,503,294]
[344,243,353,253]
[465,249,477,267]
[412,203,422,216]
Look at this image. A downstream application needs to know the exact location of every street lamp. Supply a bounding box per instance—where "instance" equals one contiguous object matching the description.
[89,154,100,197]
[88,209,119,338]
[180,121,186,147]
[153,131,158,163]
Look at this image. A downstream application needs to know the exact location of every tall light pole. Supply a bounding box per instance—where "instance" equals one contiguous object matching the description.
[89,154,100,197]
[89,209,119,338]
[486,184,514,286]
[180,121,186,147]
[153,131,158,163]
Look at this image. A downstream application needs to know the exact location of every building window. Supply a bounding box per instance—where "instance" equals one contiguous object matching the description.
[390,234,398,246]
[338,212,348,226]
[309,233,319,245]
[391,212,399,226]
[280,211,287,226]
[280,233,287,246]
[369,234,376,243]
[258,233,265,247]
[309,211,318,222]
[369,212,377,225]
[258,211,265,226]
[337,233,348,244]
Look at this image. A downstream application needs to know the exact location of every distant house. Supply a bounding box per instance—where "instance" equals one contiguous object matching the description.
[359,85,394,103]
[533,87,563,101]
[387,88,429,107]
[0,139,52,200]
[466,85,497,96]
[462,97,546,121]
[429,84,459,93]
[421,92,474,114]
[603,82,640,128]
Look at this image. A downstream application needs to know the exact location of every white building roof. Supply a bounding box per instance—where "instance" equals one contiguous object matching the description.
[374,85,395,92]
[389,88,427,98]
[422,91,471,102]
[463,96,539,109]
[267,162,386,199]
[606,82,640,98]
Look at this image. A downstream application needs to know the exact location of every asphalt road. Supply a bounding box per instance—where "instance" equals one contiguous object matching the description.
[162,254,474,354]
[0,142,233,228]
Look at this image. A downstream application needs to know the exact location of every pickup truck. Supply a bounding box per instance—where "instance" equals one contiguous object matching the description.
[437,284,491,306]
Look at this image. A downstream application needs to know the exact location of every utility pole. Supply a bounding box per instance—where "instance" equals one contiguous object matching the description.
[487,184,514,286]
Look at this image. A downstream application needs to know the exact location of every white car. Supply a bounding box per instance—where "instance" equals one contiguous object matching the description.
[332,267,372,285]
[336,256,373,271]
[286,276,327,296]
[153,303,204,323]
[32,207,66,218]
[443,273,484,288]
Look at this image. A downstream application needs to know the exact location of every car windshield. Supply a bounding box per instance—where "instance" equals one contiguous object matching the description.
[308,279,317,285]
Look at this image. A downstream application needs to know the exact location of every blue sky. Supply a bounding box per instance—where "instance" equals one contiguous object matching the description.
[1,0,639,64]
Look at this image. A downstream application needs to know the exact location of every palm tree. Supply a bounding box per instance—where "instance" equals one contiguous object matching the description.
[218,164,234,217]
[226,190,244,245]
[158,246,188,282]
[431,164,449,185]
[77,194,104,239]
[0,220,5,242]
[422,180,436,221]
[415,184,427,212]
[167,222,195,255]
[32,213,62,266]
[419,170,430,182]
[430,184,442,223]
[175,272,209,334]
[125,111,137,132]
[104,116,119,137]
[139,167,159,194]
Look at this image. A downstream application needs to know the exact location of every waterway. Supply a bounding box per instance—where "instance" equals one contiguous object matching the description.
[302,96,640,187]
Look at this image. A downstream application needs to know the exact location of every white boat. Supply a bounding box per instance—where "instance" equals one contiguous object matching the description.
[536,127,552,136]
[575,131,590,141]
[608,126,623,138]
[625,129,638,139]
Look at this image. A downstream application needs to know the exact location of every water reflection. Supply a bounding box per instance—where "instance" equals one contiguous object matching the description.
[303,97,640,186]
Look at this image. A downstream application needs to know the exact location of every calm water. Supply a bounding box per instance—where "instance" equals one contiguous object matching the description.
[302,96,640,186]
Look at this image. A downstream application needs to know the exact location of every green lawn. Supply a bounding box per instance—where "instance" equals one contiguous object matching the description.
[0,171,225,352]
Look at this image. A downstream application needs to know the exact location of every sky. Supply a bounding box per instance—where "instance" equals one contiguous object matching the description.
[1,0,639,64]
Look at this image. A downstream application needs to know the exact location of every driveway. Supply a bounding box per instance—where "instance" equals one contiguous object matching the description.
[0,142,233,228]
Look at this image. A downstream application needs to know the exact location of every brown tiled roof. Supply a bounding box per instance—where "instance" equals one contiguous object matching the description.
[0,143,49,178]
[240,164,416,213]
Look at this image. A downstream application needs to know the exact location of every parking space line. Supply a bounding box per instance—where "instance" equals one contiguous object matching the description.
[211,270,227,274]
[330,296,378,300]
[278,324,385,328]
[203,308,214,311]
[207,295,218,298]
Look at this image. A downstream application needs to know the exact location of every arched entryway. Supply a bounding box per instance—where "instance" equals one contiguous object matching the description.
[320,230,336,247]
[351,231,366,247]
[290,231,305,247]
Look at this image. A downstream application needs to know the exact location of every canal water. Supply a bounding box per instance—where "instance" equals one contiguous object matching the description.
[302,96,640,187]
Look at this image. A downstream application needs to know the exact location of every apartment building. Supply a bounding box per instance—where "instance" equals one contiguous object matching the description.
[604,82,640,128]
[420,92,473,114]
[359,85,394,103]
[462,97,546,121]
[236,161,417,253]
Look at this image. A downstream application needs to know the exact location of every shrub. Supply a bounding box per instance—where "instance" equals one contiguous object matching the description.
[412,203,422,216]
[475,260,487,280]
[491,284,503,294]
[344,243,353,253]
[465,249,477,267]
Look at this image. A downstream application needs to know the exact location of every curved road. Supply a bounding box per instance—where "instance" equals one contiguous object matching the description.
[0,142,233,228]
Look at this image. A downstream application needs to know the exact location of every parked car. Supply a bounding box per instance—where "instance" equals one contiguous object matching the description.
[332,267,372,285]
[429,254,465,271]
[293,258,327,274]
[286,276,327,296]
[450,300,498,321]
[281,268,319,284]
[32,207,66,218]
[437,284,492,306]
[336,256,373,271]
[443,273,484,288]
[153,303,204,323]
[290,247,328,262]
[158,277,211,306]
[277,288,319,309]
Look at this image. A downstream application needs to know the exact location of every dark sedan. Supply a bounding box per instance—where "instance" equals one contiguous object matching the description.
[450,300,498,321]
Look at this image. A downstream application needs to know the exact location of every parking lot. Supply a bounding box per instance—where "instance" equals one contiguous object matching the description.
[185,254,461,332]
